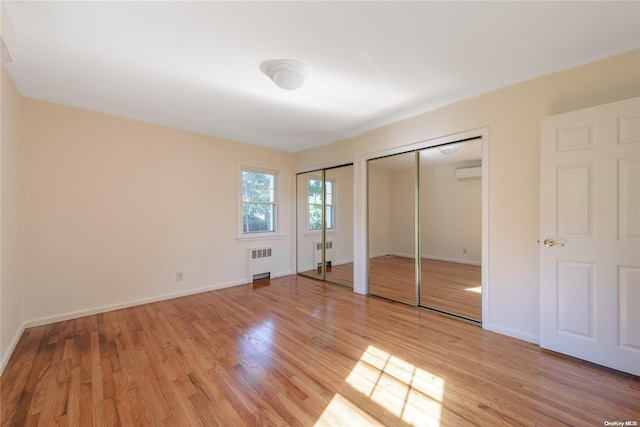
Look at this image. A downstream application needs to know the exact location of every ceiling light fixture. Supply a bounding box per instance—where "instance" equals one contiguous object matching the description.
[438,144,460,155]
[262,59,310,91]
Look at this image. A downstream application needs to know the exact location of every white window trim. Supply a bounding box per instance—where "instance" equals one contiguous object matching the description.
[237,163,284,241]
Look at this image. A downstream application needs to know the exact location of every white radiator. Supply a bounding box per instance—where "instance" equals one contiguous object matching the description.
[248,247,273,281]
[313,241,334,269]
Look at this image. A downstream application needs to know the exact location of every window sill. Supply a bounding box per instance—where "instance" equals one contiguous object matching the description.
[236,233,285,242]
[304,230,340,237]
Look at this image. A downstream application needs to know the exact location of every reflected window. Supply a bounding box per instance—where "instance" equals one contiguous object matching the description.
[308,177,335,231]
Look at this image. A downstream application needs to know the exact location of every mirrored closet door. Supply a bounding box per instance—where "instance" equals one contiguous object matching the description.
[419,140,482,321]
[367,139,482,322]
[368,152,417,304]
[297,164,354,288]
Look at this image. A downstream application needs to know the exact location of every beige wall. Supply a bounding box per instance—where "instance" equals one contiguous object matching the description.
[3,84,295,352]
[20,99,295,325]
[420,163,482,265]
[294,49,640,342]
[367,168,392,258]
[1,68,23,370]
[390,167,416,257]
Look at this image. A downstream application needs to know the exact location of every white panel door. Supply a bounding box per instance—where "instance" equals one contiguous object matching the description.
[540,97,640,375]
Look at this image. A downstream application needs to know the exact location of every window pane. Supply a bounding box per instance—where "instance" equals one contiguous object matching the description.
[309,205,322,230]
[243,203,274,233]
[308,179,323,204]
[242,171,252,202]
[326,206,334,229]
[256,178,273,202]
[324,180,334,205]
[307,178,336,231]
[243,171,275,203]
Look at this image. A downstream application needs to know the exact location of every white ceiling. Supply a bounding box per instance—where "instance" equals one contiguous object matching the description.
[4,1,640,152]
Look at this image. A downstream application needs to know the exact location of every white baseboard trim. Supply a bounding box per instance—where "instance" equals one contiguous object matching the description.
[24,271,296,330]
[1,323,26,375]
[374,253,481,267]
[270,270,293,279]
[483,322,539,345]
[389,252,414,259]
[299,264,315,272]
[421,255,481,266]
[24,278,250,329]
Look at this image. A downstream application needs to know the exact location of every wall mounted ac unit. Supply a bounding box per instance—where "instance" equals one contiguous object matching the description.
[455,166,481,180]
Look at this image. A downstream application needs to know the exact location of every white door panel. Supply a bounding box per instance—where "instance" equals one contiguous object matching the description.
[540,97,640,375]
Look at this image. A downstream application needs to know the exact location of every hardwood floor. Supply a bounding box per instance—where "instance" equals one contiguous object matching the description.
[369,256,482,321]
[2,275,638,426]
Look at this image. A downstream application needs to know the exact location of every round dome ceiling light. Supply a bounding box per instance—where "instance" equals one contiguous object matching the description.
[438,144,460,155]
[262,59,310,91]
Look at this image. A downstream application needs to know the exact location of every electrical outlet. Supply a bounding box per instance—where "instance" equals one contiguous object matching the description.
[463,248,468,254]
[176,272,183,281]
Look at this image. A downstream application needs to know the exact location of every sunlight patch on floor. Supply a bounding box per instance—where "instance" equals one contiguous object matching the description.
[314,393,385,427]
[345,345,445,426]
[465,286,482,293]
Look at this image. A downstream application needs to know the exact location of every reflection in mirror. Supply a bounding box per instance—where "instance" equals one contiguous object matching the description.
[324,165,354,288]
[368,152,416,304]
[296,165,354,288]
[419,140,482,321]
[297,172,320,280]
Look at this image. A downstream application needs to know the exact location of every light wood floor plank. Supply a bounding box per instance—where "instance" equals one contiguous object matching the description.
[2,275,638,426]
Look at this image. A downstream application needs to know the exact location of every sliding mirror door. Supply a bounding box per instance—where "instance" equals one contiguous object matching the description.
[368,152,417,304]
[296,165,354,288]
[297,172,318,280]
[324,164,354,288]
[419,140,482,321]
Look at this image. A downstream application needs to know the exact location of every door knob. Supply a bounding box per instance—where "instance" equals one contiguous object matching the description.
[543,238,564,247]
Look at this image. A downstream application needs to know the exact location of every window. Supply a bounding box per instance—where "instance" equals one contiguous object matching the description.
[241,168,277,234]
[308,177,335,231]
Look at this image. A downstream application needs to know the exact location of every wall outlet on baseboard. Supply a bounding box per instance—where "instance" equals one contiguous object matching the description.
[176,272,183,281]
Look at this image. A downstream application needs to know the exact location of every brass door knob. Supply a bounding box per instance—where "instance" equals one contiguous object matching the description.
[543,238,564,247]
